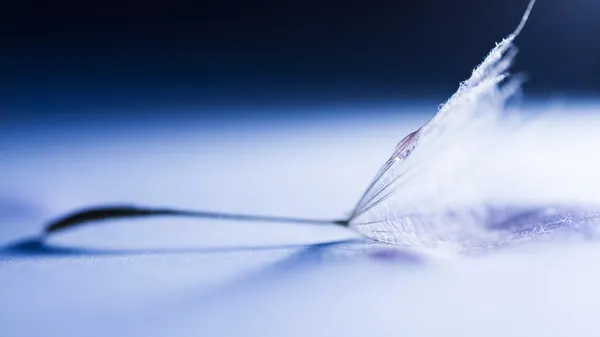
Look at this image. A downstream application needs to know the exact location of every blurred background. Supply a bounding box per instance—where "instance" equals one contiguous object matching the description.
[2,2,600,337]
[0,0,598,127]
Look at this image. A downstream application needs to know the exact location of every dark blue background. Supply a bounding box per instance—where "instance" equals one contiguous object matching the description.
[0,0,598,122]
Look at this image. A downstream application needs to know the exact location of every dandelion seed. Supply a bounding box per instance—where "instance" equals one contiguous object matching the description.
[42,0,588,253]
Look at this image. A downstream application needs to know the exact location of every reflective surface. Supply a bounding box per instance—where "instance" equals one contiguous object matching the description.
[2,102,600,337]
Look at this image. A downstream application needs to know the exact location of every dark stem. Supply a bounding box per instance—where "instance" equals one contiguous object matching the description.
[43,205,350,237]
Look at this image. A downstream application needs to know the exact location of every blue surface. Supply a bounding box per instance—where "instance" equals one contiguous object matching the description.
[2,102,600,337]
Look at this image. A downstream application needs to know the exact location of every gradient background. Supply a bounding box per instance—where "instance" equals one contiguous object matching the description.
[2,1,600,337]
[0,0,598,126]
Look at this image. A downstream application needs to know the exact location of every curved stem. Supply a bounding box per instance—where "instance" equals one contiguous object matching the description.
[43,205,349,237]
